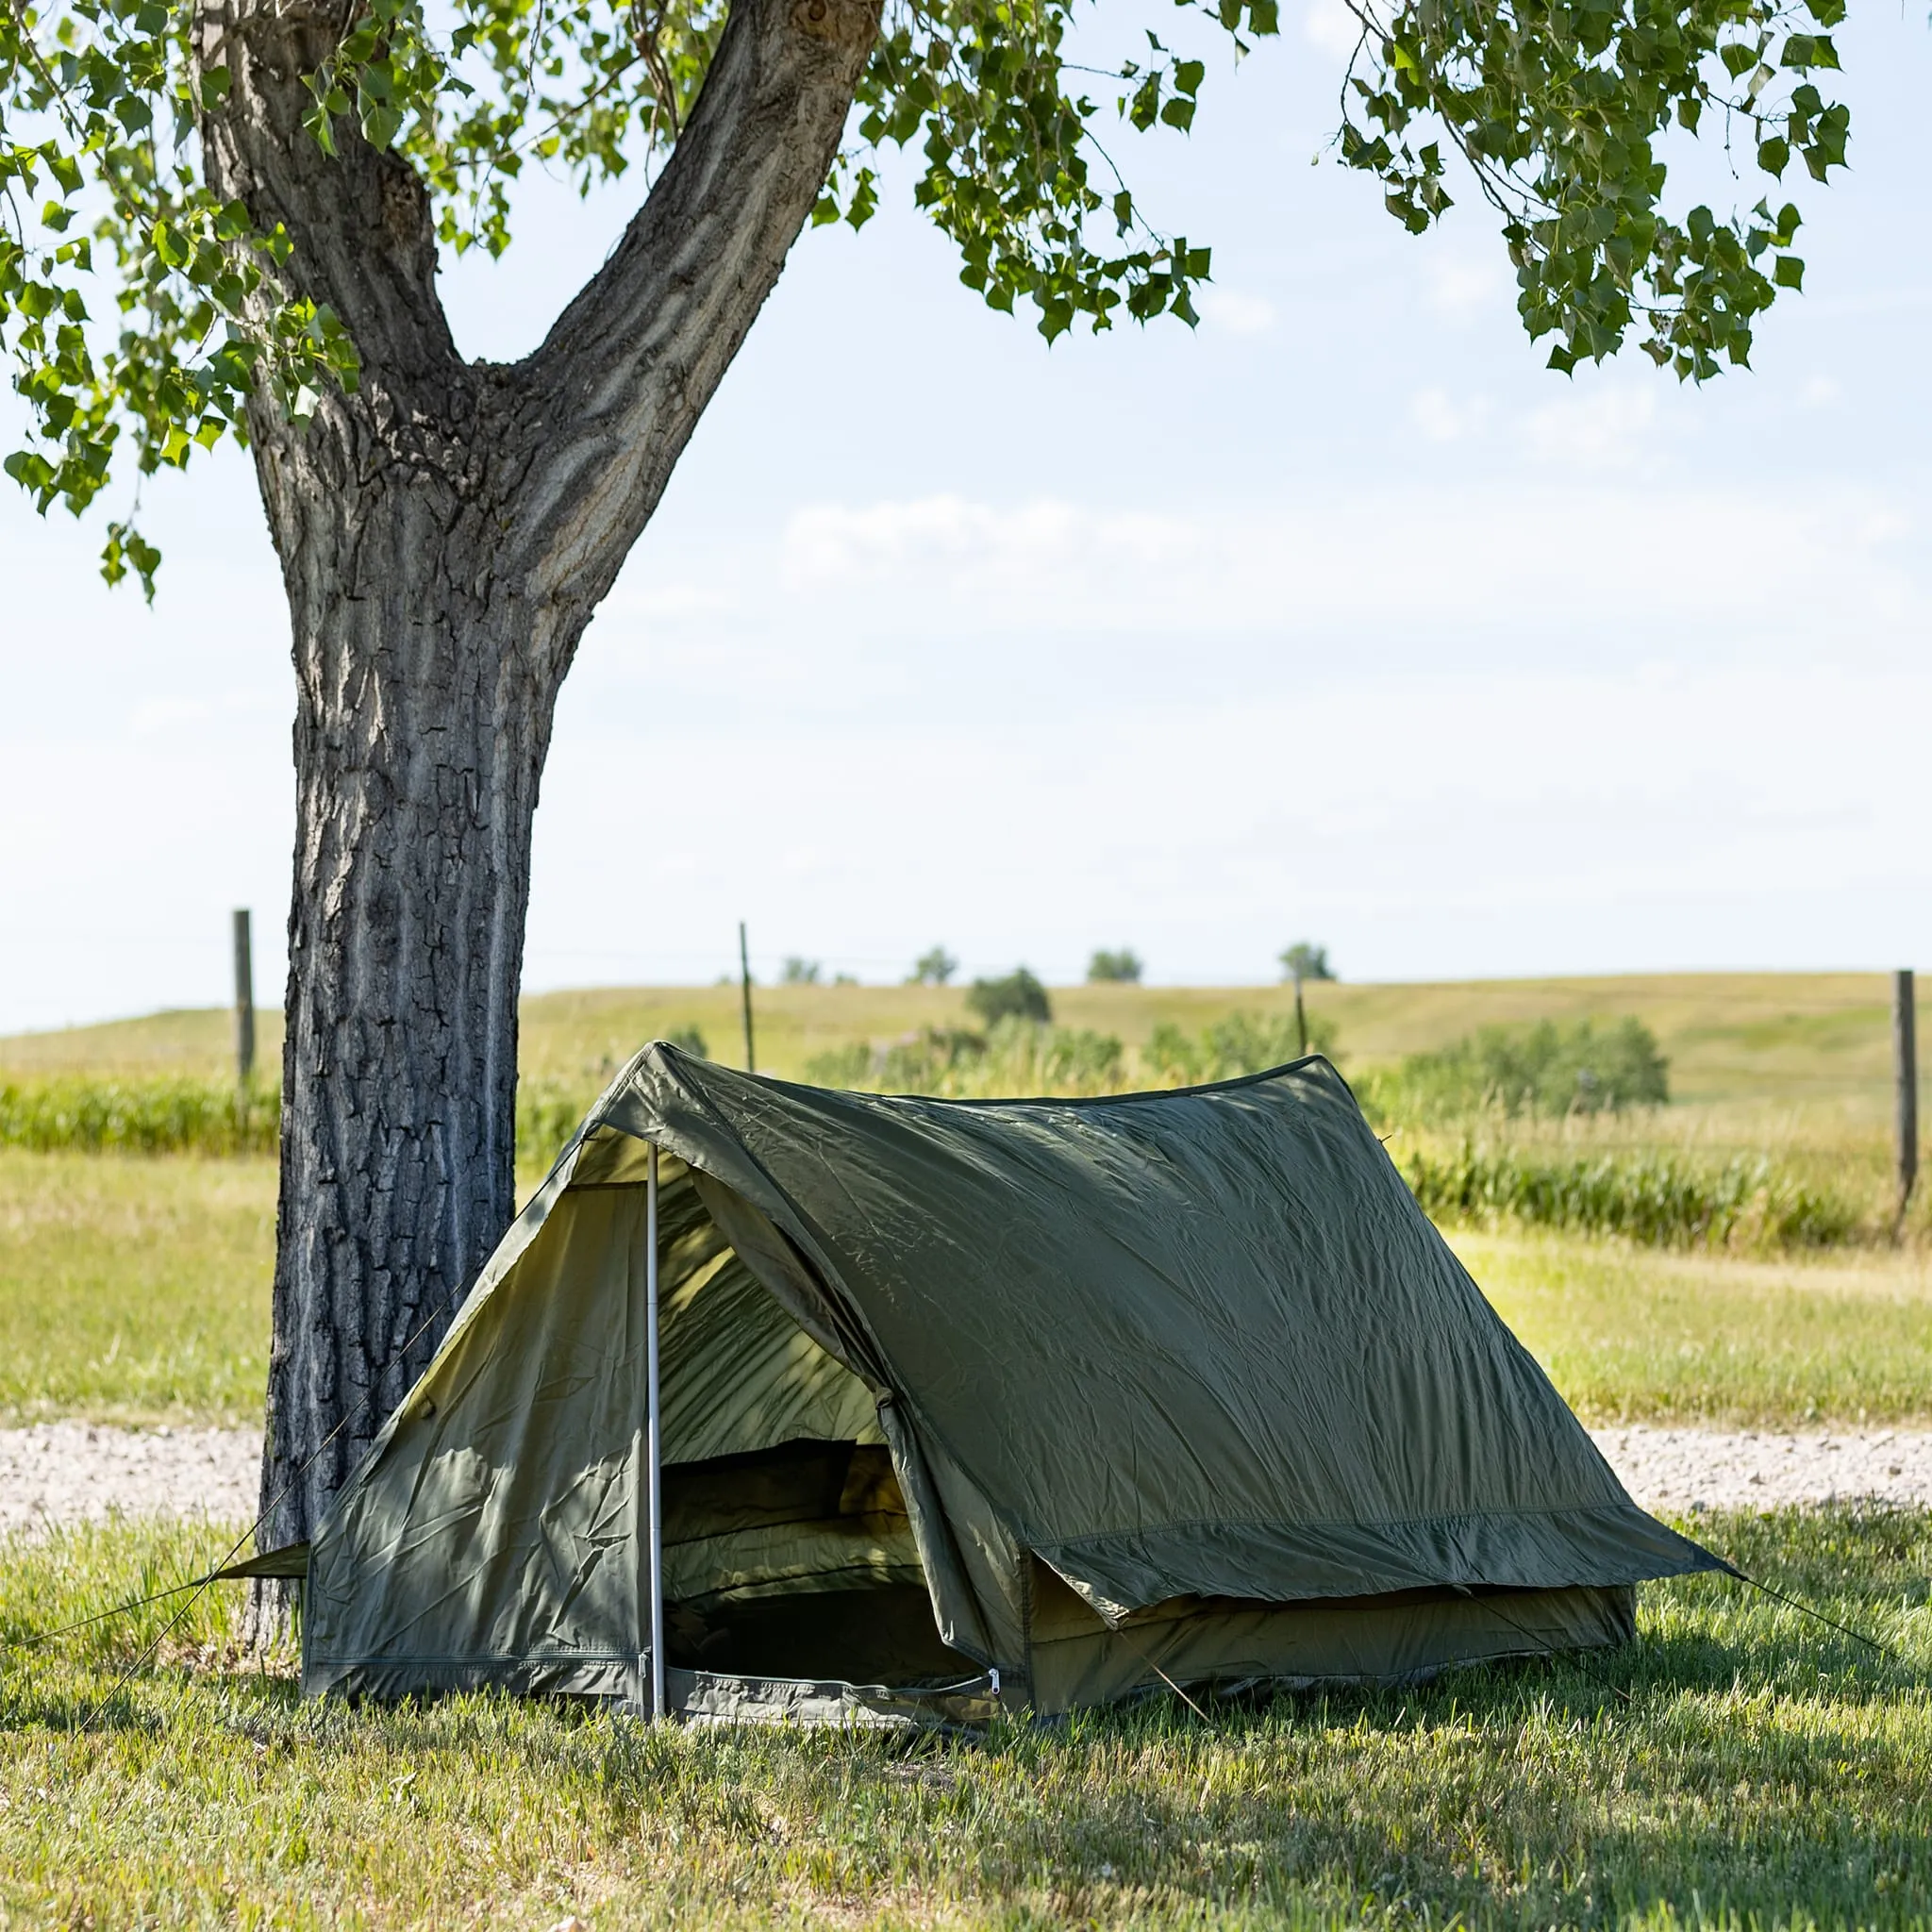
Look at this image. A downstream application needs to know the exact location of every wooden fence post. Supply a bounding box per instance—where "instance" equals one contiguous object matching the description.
[232,908,255,1090]
[1896,968,1919,1241]
[739,922,756,1074]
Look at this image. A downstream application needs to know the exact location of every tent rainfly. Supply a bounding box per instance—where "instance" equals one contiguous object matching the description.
[291,1043,1720,1724]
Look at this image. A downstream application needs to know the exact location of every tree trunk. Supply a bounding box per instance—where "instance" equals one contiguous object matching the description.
[192,0,880,1637]
[252,467,567,1571]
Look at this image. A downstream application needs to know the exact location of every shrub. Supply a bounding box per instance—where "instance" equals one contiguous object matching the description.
[973,1017,1124,1097]
[1144,1009,1337,1086]
[1087,948,1143,984]
[662,1024,708,1058]
[805,1020,1125,1099]
[780,958,821,985]
[966,969,1052,1028]
[1386,1017,1669,1121]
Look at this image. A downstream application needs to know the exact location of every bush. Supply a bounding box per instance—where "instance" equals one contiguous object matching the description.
[1403,1143,1858,1251]
[780,958,821,985]
[1086,948,1142,984]
[1385,1017,1668,1121]
[662,1024,708,1058]
[966,969,1052,1028]
[806,1020,1125,1099]
[1144,1009,1337,1086]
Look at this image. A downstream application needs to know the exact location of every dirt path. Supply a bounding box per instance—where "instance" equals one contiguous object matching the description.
[3,1423,1930,1538]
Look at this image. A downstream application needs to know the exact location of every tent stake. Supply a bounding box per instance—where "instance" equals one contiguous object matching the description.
[646,1141,665,1720]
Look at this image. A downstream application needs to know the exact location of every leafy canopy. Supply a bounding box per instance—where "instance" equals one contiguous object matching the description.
[1086,946,1143,982]
[1336,0,1850,376]
[1280,941,1334,983]
[1,0,1848,592]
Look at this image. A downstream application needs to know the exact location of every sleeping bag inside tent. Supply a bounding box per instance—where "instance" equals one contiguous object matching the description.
[299,1043,1721,1721]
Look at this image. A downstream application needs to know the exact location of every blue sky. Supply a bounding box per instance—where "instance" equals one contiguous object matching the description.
[2,0,1927,1031]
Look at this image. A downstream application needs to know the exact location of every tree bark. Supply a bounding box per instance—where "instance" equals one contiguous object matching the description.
[190,0,879,1614]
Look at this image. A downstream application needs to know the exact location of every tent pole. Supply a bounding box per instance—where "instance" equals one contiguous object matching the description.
[646,1141,666,1721]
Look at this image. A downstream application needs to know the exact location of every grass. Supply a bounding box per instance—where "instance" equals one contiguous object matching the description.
[4,972,1920,1111]
[6,1155,1930,1434]
[0,1151,275,1428]
[1404,1143,1862,1252]
[0,1075,278,1156]
[1459,1232,1932,1429]
[1,1506,1928,1927]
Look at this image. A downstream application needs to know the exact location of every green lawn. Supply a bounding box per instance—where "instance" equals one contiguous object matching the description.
[2,1507,1927,1928]
[0,1151,275,1427]
[1459,1231,1932,1428]
[6,1153,1930,1432]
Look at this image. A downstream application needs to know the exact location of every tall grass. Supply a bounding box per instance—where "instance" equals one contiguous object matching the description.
[3,1040,1907,1254]
[0,1077,278,1156]
[0,1076,617,1167]
[1405,1141,1860,1252]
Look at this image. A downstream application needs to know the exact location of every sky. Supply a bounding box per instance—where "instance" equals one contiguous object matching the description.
[2,0,1928,1032]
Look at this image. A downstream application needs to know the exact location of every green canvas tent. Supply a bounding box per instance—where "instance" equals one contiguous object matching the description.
[299,1043,1719,1723]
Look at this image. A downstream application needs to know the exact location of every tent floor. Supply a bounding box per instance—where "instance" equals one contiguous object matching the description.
[666,1582,969,1684]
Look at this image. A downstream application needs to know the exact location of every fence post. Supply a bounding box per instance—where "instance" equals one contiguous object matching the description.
[1895,968,1919,1241]
[739,922,756,1074]
[232,908,256,1091]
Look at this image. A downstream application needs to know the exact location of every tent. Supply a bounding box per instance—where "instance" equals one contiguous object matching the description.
[298,1043,1718,1723]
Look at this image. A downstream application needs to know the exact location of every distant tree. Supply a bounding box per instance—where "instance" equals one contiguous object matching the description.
[1279,943,1336,985]
[833,972,859,987]
[1278,941,1334,1058]
[1087,948,1144,985]
[967,969,1053,1029]
[781,958,822,986]
[908,947,958,988]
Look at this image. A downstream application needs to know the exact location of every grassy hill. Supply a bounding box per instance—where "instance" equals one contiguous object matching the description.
[0,972,1909,1114]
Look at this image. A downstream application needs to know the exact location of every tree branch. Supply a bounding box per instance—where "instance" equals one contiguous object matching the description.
[195,0,462,405]
[506,0,879,626]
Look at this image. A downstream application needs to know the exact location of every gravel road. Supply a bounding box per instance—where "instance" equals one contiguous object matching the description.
[4,1422,1931,1539]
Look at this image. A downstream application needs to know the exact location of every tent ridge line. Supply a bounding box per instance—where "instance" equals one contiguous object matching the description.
[737,1051,1349,1115]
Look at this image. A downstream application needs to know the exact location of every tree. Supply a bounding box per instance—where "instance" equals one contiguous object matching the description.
[1279,942,1335,985]
[966,968,1052,1028]
[781,957,823,985]
[1279,941,1333,1058]
[1087,947,1143,984]
[908,946,958,987]
[0,0,1849,1580]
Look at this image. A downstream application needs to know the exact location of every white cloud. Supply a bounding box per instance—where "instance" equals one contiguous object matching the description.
[1426,255,1507,319]
[1801,375,1842,408]
[771,482,1924,651]
[1410,387,1488,443]
[780,494,1195,598]
[1198,290,1277,336]
[1303,0,1362,58]
[1523,386,1658,470]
